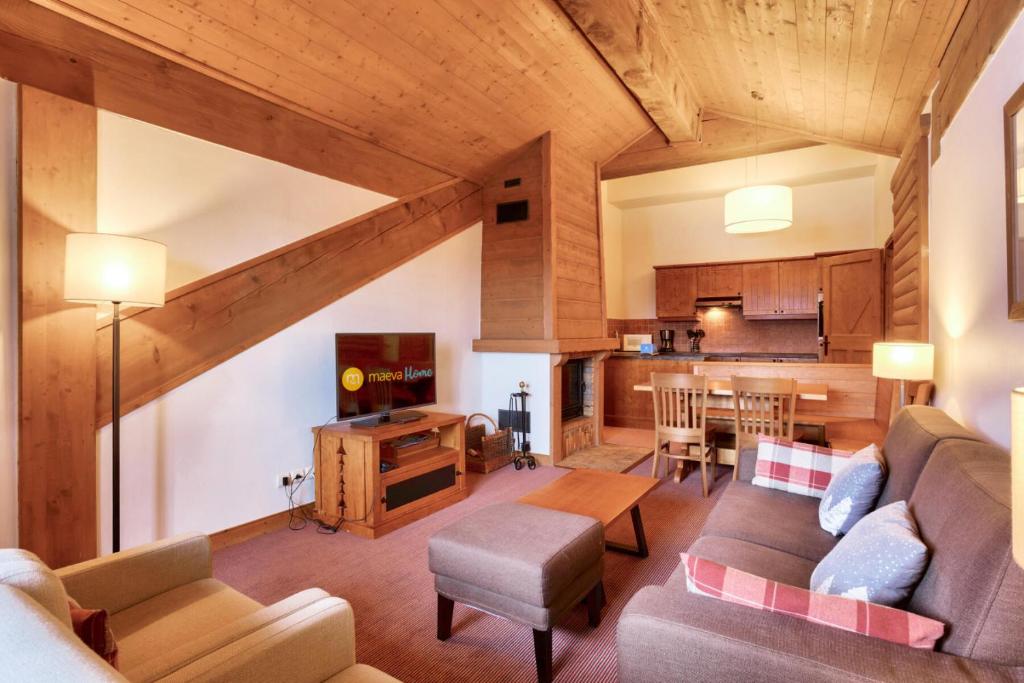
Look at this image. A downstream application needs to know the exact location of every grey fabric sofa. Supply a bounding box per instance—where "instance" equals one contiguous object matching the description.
[617,406,1024,682]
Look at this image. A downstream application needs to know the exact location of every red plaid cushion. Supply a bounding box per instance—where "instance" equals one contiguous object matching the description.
[680,553,944,649]
[751,435,853,498]
[68,599,119,668]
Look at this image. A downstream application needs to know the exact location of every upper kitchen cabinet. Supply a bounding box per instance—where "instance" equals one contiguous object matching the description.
[697,264,743,298]
[655,265,698,319]
[743,258,819,318]
[741,261,780,317]
[778,258,819,317]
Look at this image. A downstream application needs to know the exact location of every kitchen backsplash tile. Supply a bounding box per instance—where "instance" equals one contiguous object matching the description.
[608,309,818,354]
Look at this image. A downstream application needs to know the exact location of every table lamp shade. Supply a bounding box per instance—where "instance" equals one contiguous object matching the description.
[872,342,934,381]
[64,233,167,307]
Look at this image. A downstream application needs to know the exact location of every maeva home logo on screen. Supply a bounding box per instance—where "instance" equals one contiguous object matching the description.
[341,367,364,392]
[341,365,433,392]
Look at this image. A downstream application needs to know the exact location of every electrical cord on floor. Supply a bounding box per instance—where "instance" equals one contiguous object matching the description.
[288,414,338,532]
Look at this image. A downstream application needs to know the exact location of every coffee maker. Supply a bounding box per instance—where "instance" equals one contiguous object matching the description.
[658,329,675,353]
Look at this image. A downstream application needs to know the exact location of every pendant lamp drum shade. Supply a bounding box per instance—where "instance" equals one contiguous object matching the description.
[724,185,793,234]
[64,233,167,307]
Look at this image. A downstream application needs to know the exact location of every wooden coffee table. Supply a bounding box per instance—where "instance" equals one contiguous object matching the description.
[518,469,661,557]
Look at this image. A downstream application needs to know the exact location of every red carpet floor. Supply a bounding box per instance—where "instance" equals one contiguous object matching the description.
[214,459,729,682]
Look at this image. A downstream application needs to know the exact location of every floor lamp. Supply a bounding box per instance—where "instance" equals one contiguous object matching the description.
[872,342,934,409]
[64,233,167,553]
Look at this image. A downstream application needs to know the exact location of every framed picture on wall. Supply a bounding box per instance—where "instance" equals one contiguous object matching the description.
[1006,81,1024,319]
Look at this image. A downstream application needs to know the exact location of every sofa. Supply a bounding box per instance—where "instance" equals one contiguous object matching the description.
[617,406,1024,682]
[0,532,399,682]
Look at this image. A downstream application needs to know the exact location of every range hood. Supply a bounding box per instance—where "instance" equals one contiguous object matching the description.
[695,296,742,308]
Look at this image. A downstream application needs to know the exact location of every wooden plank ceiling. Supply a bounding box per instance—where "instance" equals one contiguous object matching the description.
[24,0,968,181]
[31,0,651,184]
[650,0,965,154]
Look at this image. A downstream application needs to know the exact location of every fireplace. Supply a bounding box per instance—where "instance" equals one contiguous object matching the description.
[561,358,586,420]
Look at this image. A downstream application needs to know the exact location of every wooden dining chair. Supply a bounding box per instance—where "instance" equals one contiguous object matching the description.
[730,376,797,480]
[650,372,718,497]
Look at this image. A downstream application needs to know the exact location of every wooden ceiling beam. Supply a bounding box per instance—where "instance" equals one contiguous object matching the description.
[0,0,453,197]
[556,0,702,143]
[601,114,820,179]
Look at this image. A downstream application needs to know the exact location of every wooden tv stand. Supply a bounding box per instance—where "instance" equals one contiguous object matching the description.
[312,412,466,539]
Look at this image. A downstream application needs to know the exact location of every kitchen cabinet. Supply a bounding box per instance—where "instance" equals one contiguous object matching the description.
[655,266,698,319]
[778,258,819,317]
[743,259,818,318]
[741,262,779,316]
[697,264,743,298]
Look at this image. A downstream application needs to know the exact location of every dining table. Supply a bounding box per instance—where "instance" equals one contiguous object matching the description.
[632,377,829,401]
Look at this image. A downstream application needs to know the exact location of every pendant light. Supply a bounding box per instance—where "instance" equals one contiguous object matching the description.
[724,91,793,233]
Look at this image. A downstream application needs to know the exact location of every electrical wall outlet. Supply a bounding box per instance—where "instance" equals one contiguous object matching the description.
[279,474,292,487]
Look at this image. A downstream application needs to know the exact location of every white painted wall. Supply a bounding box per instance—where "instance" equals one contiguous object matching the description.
[930,12,1024,448]
[478,353,552,458]
[603,144,893,320]
[0,78,17,547]
[100,224,483,551]
[601,183,625,320]
[874,156,900,247]
[612,175,879,319]
[98,112,393,289]
[94,117,483,552]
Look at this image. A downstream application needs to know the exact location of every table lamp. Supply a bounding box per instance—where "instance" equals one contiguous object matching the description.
[64,233,167,552]
[872,342,934,409]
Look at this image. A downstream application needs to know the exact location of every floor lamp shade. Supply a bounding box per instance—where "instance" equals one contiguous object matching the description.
[64,233,167,307]
[1014,389,1024,567]
[871,342,934,381]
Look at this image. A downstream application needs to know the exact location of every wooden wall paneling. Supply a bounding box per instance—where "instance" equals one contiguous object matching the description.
[0,0,451,197]
[95,180,481,426]
[555,0,702,142]
[480,137,552,340]
[820,249,884,363]
[931,0,1023,162]
[602,113,820,179]
[552,140,606,339]
[604,357,692,429]
[888,115,930,341]
[18,86,98,567]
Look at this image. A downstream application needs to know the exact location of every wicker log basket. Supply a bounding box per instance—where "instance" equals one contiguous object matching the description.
[465,413,513,474]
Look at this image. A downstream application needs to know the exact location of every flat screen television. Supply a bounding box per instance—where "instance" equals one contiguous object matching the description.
[335,333,436,427]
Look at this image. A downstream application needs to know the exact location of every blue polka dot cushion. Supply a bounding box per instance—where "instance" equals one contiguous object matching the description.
[818,443,887,536]
[810,501,929,606]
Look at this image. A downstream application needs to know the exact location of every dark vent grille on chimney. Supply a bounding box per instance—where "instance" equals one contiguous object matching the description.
[503,177,521,188]
[496,200,529,224]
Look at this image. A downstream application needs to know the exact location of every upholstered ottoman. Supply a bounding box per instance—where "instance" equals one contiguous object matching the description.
[428,502,605,683]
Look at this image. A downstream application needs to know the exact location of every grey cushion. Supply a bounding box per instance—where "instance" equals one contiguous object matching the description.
[908,439,1024,665]
[427,502,603,608]
[811,501,929,605]
[878,405,980,507]
[682,536,816,588]
[818,444,887,536]
[699,482,837,562]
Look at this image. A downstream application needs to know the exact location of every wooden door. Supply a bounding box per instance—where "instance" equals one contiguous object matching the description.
[778,259,819,317]
[655,266,698,319]
[741,262,779,316]
[697,264,743,298]
[820,250,884,363]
